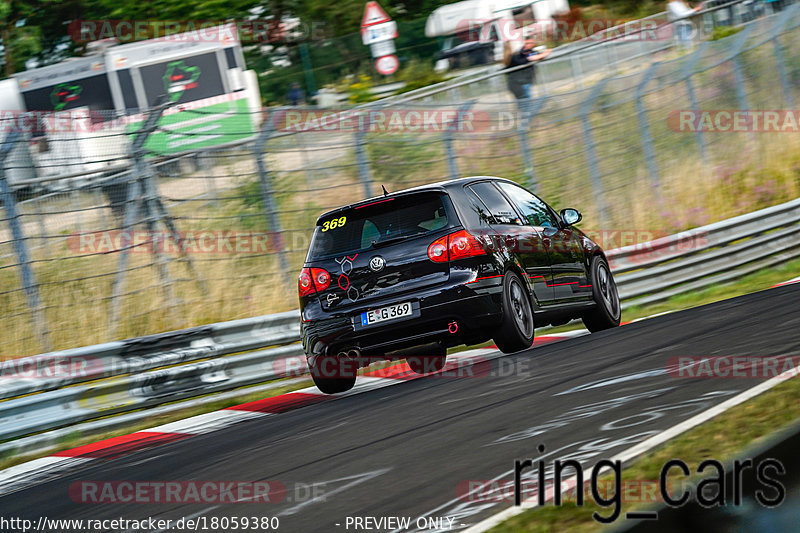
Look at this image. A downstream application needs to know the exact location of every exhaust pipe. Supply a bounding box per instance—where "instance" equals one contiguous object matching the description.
[336,347,361,359]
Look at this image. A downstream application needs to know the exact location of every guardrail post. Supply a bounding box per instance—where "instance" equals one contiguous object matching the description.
[635,63,661,188]
[0,130,51,352]
[579,78,612,227]
[254,110,291,287]
[354,109,375,199]
[518,96,547,192]
[444,101,475,180]
[682,42,709,163]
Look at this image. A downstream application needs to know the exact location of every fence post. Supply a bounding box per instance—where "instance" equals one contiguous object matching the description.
[109,98,176,336]
[579,78,612,227]
[682,42,709,163]
[0,130,51,352]
[444,101,476,180]
[298,43,317,96]
[730,25,754,111]
[570,56,584,89]
[771,9,795,108]
[353,109,375,199]
[517,96,548,192]
[635,63,661,188]
[253,111,291,287]
[136,154,178,326]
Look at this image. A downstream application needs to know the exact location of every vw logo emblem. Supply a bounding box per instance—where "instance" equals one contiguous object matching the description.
[369,256,385,272]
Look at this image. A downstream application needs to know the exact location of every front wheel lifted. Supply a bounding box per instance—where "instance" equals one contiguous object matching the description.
[494,271,535,353]
[582,255,621,332]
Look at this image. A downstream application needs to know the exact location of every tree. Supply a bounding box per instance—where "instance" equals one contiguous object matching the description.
[0,0,44,75]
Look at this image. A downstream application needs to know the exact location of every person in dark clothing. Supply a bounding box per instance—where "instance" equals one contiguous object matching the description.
[287,82,304,106]
[504,39,552,103]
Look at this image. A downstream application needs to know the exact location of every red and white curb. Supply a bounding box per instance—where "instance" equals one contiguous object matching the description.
[0,331,586,497]
[771,275,800,288]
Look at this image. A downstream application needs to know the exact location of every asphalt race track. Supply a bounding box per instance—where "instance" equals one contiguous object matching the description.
[2,283,798,532]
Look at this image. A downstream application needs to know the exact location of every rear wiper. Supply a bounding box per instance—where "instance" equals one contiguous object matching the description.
[371,233,422,248]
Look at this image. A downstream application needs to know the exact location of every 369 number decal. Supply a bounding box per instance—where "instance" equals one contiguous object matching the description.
[321,216,347,232]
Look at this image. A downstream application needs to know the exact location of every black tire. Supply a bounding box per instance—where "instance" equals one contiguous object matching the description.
[406,343,448,374]
[308,355,357,394]
[494,271,535,353]
[582,256,621,332]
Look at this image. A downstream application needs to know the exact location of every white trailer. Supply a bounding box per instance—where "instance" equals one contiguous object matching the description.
[4,25,261,192]
[425,0,569,69]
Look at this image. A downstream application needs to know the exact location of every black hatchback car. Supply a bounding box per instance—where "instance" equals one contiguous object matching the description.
[299,176,620,393]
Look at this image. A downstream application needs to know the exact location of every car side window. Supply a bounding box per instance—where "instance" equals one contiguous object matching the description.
[497,182,559,228]
[467,182,523,225]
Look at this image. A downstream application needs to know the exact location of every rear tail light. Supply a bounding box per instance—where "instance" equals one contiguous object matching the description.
[298,269,314,297]
[428,230,486,262]
[449,230,485,260]
[428,236,449,262]
[298,267,331,297]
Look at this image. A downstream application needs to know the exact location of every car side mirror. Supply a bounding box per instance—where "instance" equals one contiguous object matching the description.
[560,208,582,226]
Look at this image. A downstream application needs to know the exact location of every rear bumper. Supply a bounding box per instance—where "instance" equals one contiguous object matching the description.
[301,281,503,357]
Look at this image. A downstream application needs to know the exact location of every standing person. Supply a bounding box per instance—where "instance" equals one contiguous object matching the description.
[504,39,552,115]
[287,82,304,106]
[667,0,704,46]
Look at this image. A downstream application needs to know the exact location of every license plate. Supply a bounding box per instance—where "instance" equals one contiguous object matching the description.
[361,302,413,326]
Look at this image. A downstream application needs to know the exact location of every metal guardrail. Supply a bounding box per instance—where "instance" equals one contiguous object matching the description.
[611,197,800,308]
[0,311,301,402]
[1,197,798,444]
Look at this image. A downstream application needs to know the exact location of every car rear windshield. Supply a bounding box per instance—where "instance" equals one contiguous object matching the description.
[307,193,452,260]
